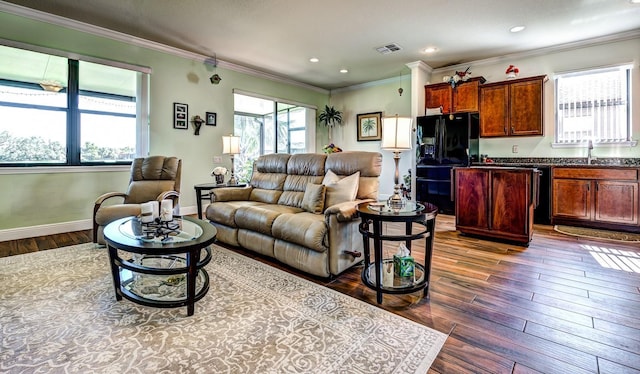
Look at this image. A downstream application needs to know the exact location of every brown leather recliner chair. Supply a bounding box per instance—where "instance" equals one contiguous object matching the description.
[93,156,182,244]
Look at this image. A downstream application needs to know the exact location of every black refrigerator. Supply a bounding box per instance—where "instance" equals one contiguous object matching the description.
[415,112,479,214]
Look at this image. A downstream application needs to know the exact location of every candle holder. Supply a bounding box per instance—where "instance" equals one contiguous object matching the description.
[139,218,181,243]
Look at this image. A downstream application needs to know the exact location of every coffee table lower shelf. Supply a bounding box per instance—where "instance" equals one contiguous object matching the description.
[113,250,212,311]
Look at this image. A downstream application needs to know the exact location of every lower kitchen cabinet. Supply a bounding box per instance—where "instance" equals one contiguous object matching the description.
[454,167,539,245]
[552,167,639,231]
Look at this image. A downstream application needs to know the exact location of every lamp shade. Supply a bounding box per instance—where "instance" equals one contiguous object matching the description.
[381,115,412,151]
[222,134,240,155]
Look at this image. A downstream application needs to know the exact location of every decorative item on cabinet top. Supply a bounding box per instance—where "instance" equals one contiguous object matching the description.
[505,65,520,79]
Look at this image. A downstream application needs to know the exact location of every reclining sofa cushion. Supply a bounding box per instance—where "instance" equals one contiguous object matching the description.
[272,212,327,252]
[235,204,303,235]
[277,154,326,208]
[326,152,380,201]
[206,200,264,228]
[248,153,290,203]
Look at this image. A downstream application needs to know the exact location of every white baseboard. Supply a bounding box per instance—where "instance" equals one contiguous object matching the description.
[0,219,93,242]
[0,205,200,242]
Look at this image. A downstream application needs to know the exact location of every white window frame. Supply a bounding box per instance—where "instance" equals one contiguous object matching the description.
[553,64,636,148]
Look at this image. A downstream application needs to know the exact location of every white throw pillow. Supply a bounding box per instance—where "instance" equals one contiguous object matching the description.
[322,170,360,208]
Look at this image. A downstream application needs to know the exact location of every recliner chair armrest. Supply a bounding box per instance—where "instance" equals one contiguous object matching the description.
[211,186,252,202]
[324,198,375,222]
[156,190,180,201]
[94,192,127,206]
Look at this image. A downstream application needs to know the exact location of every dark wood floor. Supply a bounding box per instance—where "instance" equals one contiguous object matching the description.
[1,215,639,373]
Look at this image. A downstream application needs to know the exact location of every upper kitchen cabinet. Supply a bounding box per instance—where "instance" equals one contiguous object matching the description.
[425,77,486,114]
[479,75,547,137]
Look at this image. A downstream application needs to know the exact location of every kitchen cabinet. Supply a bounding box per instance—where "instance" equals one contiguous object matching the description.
[479,75,547,137]
[455,167,539,245]
[425,77,485,114]
[552,167,639,232]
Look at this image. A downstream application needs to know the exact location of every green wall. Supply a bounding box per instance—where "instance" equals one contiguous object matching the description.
[0,10,327,232]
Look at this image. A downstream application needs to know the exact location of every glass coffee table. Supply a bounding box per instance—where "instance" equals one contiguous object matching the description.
[103,216,217,316]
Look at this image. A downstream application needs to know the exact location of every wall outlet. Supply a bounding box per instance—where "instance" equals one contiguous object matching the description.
[213,156,222,163]
[512,145,518,153]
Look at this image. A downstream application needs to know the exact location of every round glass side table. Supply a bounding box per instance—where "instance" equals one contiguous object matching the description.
[356,201,438,304]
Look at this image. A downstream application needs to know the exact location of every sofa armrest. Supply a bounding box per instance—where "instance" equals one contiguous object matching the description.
[211,186,252,202]
[324,198,375,222]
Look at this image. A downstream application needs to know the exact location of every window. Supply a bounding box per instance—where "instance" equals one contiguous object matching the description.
[0,44,149,166]
[555,64,633,145]
[233,92,315,182]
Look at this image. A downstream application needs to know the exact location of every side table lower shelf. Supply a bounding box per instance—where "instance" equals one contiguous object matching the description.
[356,201,438,304]
[362,259,427,293]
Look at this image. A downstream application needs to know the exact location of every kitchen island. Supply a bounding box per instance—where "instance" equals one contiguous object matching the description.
[454,166,540,245]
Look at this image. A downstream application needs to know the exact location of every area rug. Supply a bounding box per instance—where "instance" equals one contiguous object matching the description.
[0,244,447,374]
[554,225,640,243]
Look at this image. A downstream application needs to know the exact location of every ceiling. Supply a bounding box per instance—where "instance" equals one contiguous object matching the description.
[4,0,640,90]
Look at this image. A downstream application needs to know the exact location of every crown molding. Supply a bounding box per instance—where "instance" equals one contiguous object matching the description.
[406,60,433,73]
[432,29,640,74]
[0,1,328,94]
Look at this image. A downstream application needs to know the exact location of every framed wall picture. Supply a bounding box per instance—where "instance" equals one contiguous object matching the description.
[206,112,217,126]
[173,102,188,129]
[356,112,382,141]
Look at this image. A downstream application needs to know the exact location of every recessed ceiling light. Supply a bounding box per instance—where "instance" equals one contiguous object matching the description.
[309,57,319,63]
[631,0,640,4]
[340,69,348,74]
[423,47,437,53]
[510,25,526,33]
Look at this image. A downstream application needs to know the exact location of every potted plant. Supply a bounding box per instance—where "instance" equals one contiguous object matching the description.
[318,105,343,143]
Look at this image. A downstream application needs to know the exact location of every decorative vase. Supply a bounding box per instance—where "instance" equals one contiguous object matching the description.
[506,72,518,79]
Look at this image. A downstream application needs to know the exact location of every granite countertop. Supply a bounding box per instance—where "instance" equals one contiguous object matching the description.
[475,157,640,168]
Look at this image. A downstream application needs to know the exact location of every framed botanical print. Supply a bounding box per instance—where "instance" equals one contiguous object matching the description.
[173,102,188,129]
[357,112,382,141]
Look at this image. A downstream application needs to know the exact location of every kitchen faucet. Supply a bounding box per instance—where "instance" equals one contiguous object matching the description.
[587,140,593,165]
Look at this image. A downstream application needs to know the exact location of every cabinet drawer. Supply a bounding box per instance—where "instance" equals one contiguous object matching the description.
[552,167,638,180]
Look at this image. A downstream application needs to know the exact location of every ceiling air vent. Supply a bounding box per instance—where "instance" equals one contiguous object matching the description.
[375,43,403,55]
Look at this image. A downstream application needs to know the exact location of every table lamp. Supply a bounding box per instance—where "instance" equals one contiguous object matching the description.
[222,134,241,185]
[381,114,412,211]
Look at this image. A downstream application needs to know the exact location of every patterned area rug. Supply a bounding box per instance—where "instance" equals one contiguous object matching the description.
[554,225,640,243]
[0,244,447,373]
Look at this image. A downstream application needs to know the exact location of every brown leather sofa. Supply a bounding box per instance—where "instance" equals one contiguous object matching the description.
[205,151,382,277]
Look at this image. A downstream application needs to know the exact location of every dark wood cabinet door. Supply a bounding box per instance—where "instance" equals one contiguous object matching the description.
[510,78,544,136]
[552,179,591,220]
[595,181,639,225]
[479,84,509,137]
[425,83,452,114]
[453,79,481,113]
[491,170,530,236]
[455,168,489,230]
